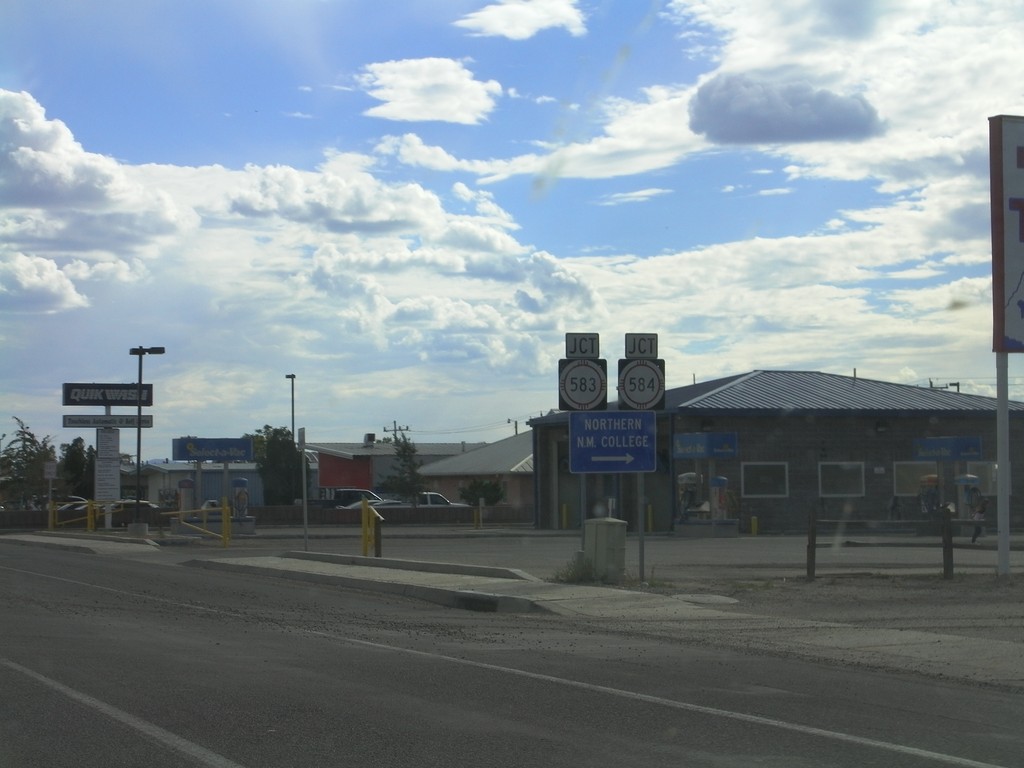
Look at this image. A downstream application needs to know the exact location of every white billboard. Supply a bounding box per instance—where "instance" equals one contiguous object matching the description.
[94,428,121,501]
[991,115,1024,352]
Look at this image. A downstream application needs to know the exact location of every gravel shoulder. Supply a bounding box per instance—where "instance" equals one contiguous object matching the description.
[654,572,1024,643]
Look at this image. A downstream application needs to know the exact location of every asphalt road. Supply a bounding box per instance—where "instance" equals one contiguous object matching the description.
[1,541,1021,767]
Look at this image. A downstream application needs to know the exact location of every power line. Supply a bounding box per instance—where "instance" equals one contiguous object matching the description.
[409,411,541,436]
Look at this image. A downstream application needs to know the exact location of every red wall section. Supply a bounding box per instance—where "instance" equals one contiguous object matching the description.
[317,455,373,491]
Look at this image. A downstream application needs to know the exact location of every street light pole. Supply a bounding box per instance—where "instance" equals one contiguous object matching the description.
[129,346,165,530]
[285,374,296,442]
[0,433,6,504]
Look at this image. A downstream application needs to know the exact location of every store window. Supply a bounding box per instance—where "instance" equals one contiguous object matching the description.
[819,462,864,497]
[741,462,788,497]
[965,462,997,495]
[893,461,938,496]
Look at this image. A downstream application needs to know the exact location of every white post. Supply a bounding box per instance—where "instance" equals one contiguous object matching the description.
[996,352,1011,576]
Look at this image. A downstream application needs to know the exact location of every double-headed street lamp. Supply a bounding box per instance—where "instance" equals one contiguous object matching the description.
[130,346,165,526]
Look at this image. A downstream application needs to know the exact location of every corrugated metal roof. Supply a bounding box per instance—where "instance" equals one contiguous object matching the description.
[308,441,486,460]
[421,431,534,476]
[673,370,1024,414]
[528,369,1024,425]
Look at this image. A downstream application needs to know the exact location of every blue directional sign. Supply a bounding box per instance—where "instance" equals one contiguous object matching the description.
[569,411,657,473]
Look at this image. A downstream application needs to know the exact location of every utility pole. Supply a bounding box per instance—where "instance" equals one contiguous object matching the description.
[384,421,409,436]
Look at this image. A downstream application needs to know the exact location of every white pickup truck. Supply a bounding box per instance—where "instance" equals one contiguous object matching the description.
[416,492,469,507]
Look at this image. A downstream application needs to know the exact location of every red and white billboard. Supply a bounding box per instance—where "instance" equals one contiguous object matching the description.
[991,115,1024,352]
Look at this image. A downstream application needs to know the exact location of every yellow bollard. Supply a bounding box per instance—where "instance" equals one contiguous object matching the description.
[361,499,372,556]
[750,516,758,536]
[646,505,653,532]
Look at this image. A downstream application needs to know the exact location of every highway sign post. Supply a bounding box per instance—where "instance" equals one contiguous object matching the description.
[569,410,657,583]
[558,332,665,581]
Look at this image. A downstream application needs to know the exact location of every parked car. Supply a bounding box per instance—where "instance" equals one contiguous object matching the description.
[331,488,399,509]
[111,500,163,514]
[56,500,89,514]
[416,492,469,507]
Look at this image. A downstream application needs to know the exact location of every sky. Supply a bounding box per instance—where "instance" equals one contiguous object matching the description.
[2,0,1024,461]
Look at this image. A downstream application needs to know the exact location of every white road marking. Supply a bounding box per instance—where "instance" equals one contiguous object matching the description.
[0,658,249,768]
[1,563,1010,768]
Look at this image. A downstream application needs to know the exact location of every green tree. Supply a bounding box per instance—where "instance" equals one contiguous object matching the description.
[3,417,57,507]
[59,436,94,499]
[247,425,302,505]
[458,478,505,506]
[379,431,425,502]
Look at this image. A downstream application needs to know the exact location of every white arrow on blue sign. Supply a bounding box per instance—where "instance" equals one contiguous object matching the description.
[569,411,657,473]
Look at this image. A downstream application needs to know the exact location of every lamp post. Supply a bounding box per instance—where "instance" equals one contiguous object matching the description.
[129,346,165,530]
[0,433,6,504]
[286,374,303,538]
[285,374,296,442]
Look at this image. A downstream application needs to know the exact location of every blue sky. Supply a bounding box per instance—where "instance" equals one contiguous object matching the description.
[2,0,1023,459]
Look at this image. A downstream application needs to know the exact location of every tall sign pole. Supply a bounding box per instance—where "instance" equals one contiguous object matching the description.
[618,333,664,582]
[560,333,606,546]
[989,115,1024,576]
[299,427,309,552]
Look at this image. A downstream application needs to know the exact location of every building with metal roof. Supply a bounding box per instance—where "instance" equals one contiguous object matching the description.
[420,431,534,511]
[307,434,486,501]
[530,370,1024,534]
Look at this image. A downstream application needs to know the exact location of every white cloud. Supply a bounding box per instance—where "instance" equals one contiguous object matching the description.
[0,89,193,311]
[227,151,447,236]
[0,252,89,313]
[597,188,672,206]
[357,58,503,125]
[454,0,586,40]
[379,85,707,183]
[0,91,118,207]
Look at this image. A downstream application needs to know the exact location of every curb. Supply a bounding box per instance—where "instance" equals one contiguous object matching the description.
[281,551,541,581]
[183,558,544,614]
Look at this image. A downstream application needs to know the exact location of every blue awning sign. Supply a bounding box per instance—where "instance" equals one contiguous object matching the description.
[673,432,739,459]
[912,436,982,462]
